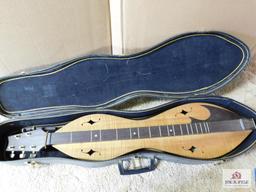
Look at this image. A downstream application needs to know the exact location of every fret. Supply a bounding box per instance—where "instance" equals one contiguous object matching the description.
[252,119,256,128]
[70,132,73,143]
[90,130,92,142]
[239,119,245,130]
[185,124,190,135]
[159,126,162,137]
[179,124,183,135]
[148,127,152,138]
[116,129,118,140]
[199,123,203,133]
[208,121,218,133]
[172,125,176,136]
[150,126,160,137]
[189,124,194,134]
[194,123,199,134]
[129,128,132,139]
[203,122,208,133]
[167,125,170,136]
[206,122,210,133]
[99,129,102,141]
[160,125,169,137]
[137,127,140,138]
[139,127,150,138]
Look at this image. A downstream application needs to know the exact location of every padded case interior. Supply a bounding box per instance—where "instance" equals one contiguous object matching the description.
[0,32,250,114]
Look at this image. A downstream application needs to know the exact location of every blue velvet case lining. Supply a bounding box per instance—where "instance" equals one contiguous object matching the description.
[0,32,250,114]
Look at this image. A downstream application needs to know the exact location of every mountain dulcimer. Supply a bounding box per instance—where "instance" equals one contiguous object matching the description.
[6,102,256,160]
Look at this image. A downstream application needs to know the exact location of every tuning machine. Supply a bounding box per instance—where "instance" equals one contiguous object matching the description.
[10,151,15,159]
[29,145,37,158]
[15,134,21,139]
[19,151,25,159]
[19,145,26,159]
[29,151,37,158]
[25,132,32,136]
[8,146,15,158]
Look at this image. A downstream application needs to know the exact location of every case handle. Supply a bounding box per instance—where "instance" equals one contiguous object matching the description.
[118,156,158,175]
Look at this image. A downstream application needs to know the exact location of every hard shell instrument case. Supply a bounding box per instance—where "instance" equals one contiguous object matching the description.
[0,32,254,175]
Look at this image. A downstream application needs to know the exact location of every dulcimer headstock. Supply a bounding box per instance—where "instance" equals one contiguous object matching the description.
[6,127,47,159]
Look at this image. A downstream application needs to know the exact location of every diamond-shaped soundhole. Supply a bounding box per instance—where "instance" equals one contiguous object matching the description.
[88,120,95,125]
[188,146,196,153]
[87,149,96,156]
[181,110,188,115]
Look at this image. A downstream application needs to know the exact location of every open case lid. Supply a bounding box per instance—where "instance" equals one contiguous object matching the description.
[0,32,250,117]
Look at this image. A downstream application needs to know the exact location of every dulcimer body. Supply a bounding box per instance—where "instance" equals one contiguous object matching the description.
[52,103,254,160]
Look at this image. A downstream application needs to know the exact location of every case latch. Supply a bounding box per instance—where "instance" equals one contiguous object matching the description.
[118,156,158,175]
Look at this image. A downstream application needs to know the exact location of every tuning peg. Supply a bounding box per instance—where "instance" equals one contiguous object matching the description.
[18,145,26,159]
[10,151,15,159]
[19,151,26,159]
[26,132,32,136]
[15,134,21,139]
[19,145,25,150]
[8,145,15,150]
[29,145,37,158]
[29,151,37,158]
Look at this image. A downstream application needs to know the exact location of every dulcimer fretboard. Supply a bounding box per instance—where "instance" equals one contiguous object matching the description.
[47,118,256,145]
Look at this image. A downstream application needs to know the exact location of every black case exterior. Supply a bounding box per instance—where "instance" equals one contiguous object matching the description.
[0,32,254,174]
